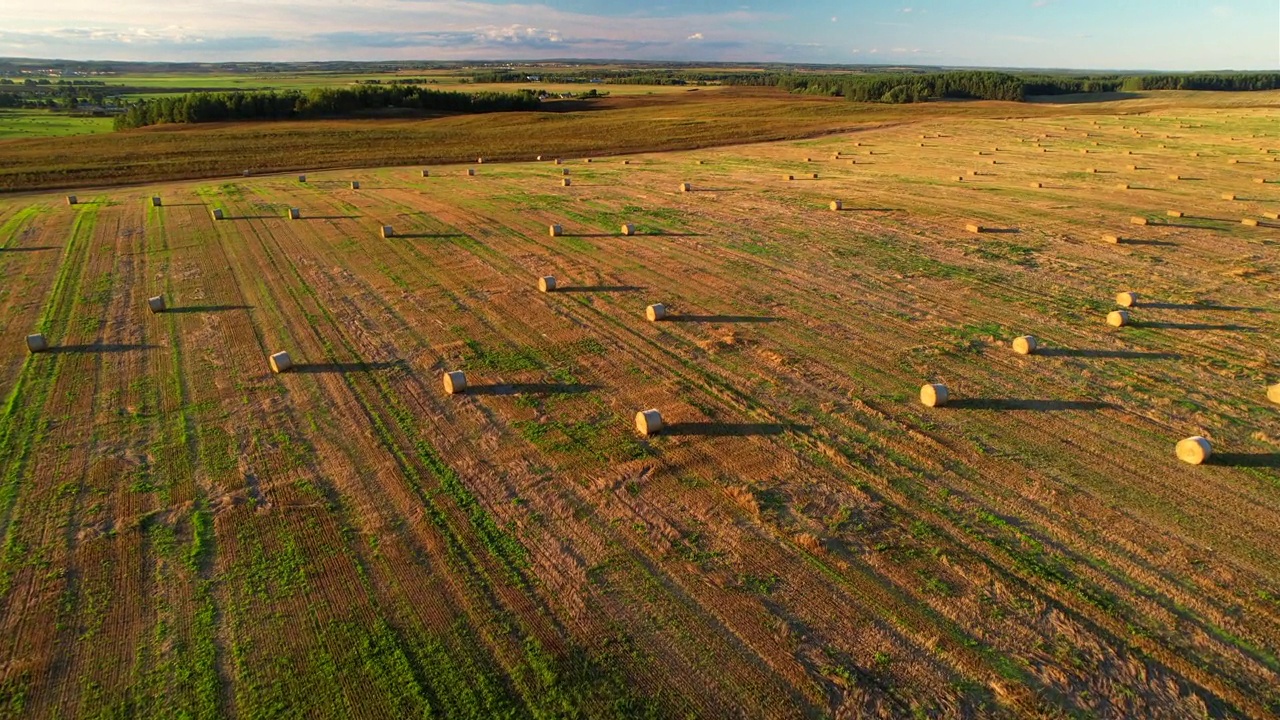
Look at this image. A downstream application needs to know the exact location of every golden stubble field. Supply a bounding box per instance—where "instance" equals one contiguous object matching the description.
[0,97,1278,718]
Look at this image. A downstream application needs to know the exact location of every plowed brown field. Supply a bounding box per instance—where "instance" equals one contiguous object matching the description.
[1,99,1278,719]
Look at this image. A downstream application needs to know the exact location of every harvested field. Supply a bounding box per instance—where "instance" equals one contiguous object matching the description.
[1,99,1279,719]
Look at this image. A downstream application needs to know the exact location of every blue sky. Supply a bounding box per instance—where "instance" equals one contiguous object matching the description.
[2,0,1276,70]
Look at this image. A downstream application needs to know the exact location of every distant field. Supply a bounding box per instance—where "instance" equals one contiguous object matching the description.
[1,98,1278,717]
[0,109,113,140]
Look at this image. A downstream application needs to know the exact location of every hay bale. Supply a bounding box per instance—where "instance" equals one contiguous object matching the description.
[621,223,636,236]
[477,157,485,164]
[1127,165,1138,171]
[1222,193,1236,201]
[1102,234,1121,244]
[784,174,795,181]
[298,175,307,182]
[1169,174,1181,181]
[1117,184,1130,190]
[696,160,705,165]
[645,304,666,322]
[1080,149,1090,155]
[381,225,394,238]
[269,351,293,374]
[955,176,965,182]
[549,224,562,237]
[1107,310,1131,327]
[553,158,562,165]
[1264,212,1279,220]
[561,168,570,176]
[1030,182,1042,188]
[1243,218,1260,227]
[635,409,663,436]
[443,370,467,395]
[679,183,691,192]
[288,208,301,220]
[538,276,556,292]
[1130,216,1148,226]
[1012,336,1038,355]
[622,159,631,165]
[1228,159,1238,164]
[965,224,983,234]
[1176,436,1212,465]
[830,200,843,211]
[1167,210,1183,218]
[212,208,225,220]
[421,169,430,177]
[562,178,572,187]
[536,155,543,161]
[350,181,360,190]
[584,158,593,164]
[1268,383,1280,404]
[1116,291,1139,307]
[147,296,165,314]
[1254,178,1267,184]
[151,196,162,207]
[1087,168,1098,173]
[26,334,47,354]
[66,196,77,205]
[467,168,476,176]
[1190,152,1200,157]
[920,383,949,408]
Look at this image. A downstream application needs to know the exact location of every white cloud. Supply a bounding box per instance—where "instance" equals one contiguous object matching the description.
[687,32,704,41]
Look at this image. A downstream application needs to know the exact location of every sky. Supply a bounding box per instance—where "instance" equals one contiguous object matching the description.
[1,0,1277,70]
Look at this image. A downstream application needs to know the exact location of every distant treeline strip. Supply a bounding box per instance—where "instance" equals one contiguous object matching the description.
[472,68,1280,103]
[113,85,541,129]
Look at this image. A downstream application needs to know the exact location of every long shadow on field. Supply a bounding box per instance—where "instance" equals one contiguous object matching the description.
[293,360,406,374]
[1038,348,1181,360]
[49,343,158,354]
[668,315,780,324]
[946,398,1113,412]
[1139,302,1266,312]
[1136,322,1256,332]
[664,422,806,438]
[979,228,1020,235]
[1211,453,1280,468]
[166,304,254,314]
[556,285,645,293]
[303,215,360,221]
[1121,238,1178,247]
[467,383,598,397]
[0,246,58,252]
[397,233,467,239]
[834,207,901,213]
[646,231,706,237]
[157,203,207,208]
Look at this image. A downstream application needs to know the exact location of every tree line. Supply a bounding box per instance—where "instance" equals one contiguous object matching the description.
[113,85,541,130]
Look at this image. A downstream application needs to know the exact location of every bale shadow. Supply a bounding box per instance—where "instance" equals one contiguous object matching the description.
[1140,302,1265,312]
[304,215,360,220]
[1136,322,1256,331]
[981,228,1021,234]
[556,285,644,293]
[0,246,58,252]
[166,305,254,314]
[687,188,736,193]
[1210,453,1280,468]
[1038,348,1181,360]
[1121,239,1178,247]
[947,398,1113,412]
[49,343,159,354]
[467,382,598,397]
[397,233,467,239]
[646,231,706,237]
[668,315,780,324]
[293,360,406,374]
[664,422,808,438]
[157,203,207,208]
[836,207,901,213]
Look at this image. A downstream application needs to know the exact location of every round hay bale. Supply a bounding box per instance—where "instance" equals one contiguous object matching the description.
[1115,291,1139,307]
[1030,182,1042,188]
[1176,436,1212,465]
[1127,164,1137,171]
[622,159,631,165]
[696,160,705,165]
[561,168,570,175]
[288,208,301,220]
[1011,336,1038,355]
[477,157,485,164]
[830,200,843,211]
[1169,174,1181,181]
[212,208,225,220]
[1117,184,1130,190]
[26,334,47,354]
[549,224,562,237]
[811,173,819,179]
[784,174,795,181]
[584,158,593,164]
[955,176,965,182]
[1267,383,1280,404]
[920,383,949,408]
[381,226,394,238]
[536,155,543,161]
[421,169,430,177]
[1228,159,1238,164]
[621,223,636,236]
[147,296,165,314]
[350,181,360,190]
[66,196,78,205]
[645,304,666,322]
[151,196,162,207]
[635,409,663,436]
[298,175,307,182]
[1107,310,1131,327]
[466,168,476,176]
[679,183,691,192]
[1255,178,1267,184]
[538,276,556,292]
[562,178,572,187]
[554,158,562,165]
[443,370,467,395]
[269,351,293,374]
